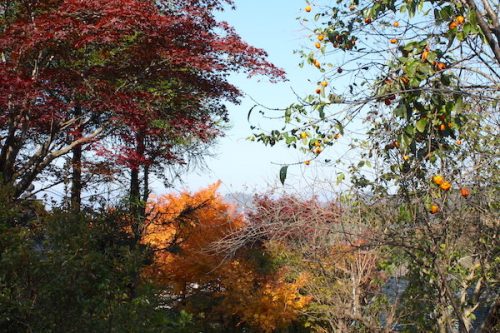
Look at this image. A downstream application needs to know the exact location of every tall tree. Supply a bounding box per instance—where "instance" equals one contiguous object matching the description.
[0,0,284,209]
[142,183,311,332]
[251,1,499,331]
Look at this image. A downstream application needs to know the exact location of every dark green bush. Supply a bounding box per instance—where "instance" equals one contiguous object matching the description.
[0,191,192,332]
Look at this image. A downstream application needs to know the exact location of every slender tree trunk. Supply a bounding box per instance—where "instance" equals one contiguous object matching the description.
[142,164,149,205]
[0,124,18,185]
[128,144,149,301]
[70,144,82,211]
[435,263,470,333]
[129,131,146,240]
[70,105,82,212]
[129,167,141,216]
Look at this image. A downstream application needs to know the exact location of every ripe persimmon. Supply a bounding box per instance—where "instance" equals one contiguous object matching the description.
[313,147,323,155]
[435,62,446,70]
[460,187,470,198]
[421,50,429,61]
[393,21,399,27]
[440,181,451,191]
[432,175,444,185]
[305,5,312,12]
[430,204,439,214]
[390,38,398,44]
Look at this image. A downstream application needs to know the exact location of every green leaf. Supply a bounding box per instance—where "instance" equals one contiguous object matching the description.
[419,63,434,75]
[405,125,415,136]
[279,166,288,185]
[453,98,464,113]
[441,74,451,86]
[334,119,345,135]
[394,104,407,118]
[416,118,428,133]
[405,60,418,76]
[336,172,345,185]
[284,133,297,145]
[284,108,292,123]
[439,6,453,21]
[318,104,325,119]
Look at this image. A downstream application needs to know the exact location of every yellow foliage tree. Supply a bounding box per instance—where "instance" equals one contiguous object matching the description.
[142,181,243,291]
[218,260,311,332]
[142,182,310,332]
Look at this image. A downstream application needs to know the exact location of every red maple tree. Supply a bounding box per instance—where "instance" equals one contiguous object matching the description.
[0,0,284,210]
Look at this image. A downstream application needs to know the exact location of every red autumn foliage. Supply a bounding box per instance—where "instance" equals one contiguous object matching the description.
[0,0,285,196]
[246,195,342,242]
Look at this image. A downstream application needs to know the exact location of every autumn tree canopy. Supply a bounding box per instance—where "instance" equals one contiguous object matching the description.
[142,183,311,332]
[253,0,498,179]
[248,1,499,332]
[0,0,284,208]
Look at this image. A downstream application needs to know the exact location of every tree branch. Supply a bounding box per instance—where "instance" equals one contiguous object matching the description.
[14,127,103,197]
[464,0,500,64]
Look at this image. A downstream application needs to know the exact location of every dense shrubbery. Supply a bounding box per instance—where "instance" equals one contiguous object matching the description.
[0,194,193,332]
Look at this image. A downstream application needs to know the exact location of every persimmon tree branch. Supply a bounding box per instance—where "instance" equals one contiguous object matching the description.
[464,0,500,63]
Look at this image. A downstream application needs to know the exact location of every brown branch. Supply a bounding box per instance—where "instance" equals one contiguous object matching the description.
[464,0,500,64]
[13,127,103,197]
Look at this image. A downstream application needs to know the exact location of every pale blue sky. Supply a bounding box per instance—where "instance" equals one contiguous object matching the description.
[167,0,348,195]
[43,0,350,204]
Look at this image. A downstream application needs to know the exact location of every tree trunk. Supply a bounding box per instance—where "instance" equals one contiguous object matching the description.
[435,263,470,333]
[129,167,141,214]
[129,131,146,240]
[70,143,82,211]
[70,105,83,212]
[142,164,149,204]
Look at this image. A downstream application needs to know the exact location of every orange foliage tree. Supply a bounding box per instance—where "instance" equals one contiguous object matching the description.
[142,182,310,332]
